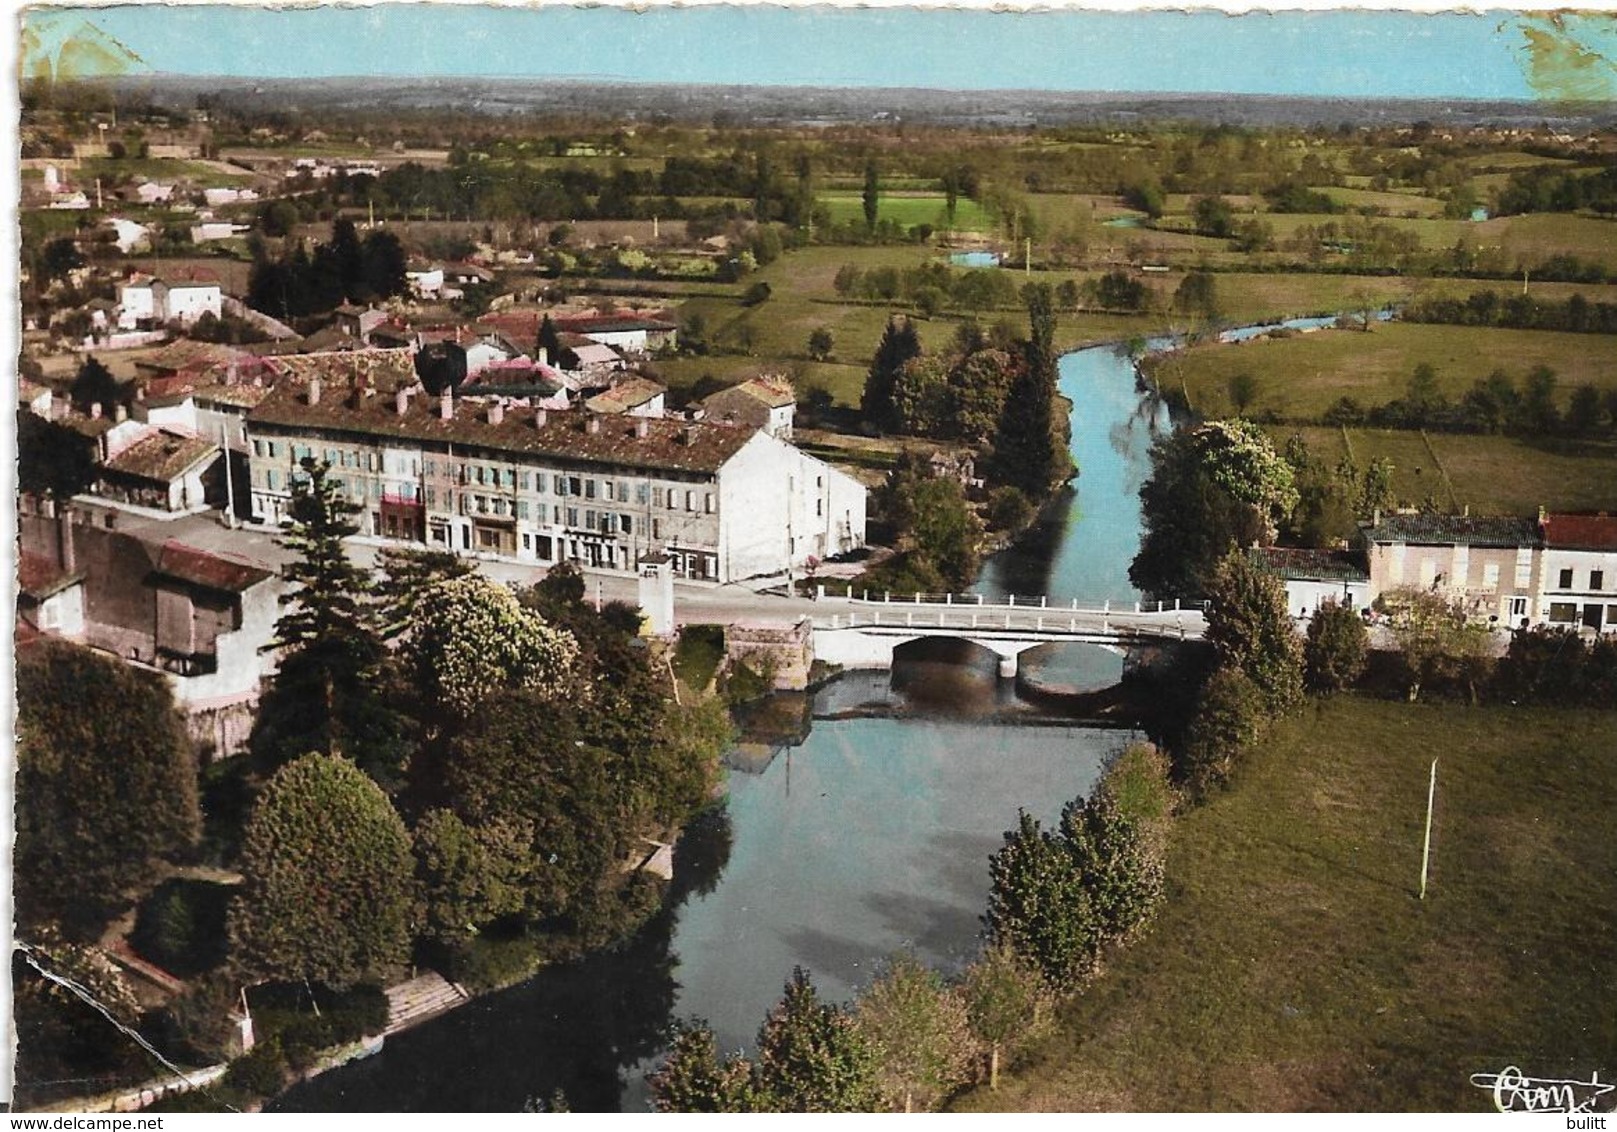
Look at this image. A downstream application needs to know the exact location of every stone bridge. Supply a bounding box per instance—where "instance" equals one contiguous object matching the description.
[806,593,1206,678]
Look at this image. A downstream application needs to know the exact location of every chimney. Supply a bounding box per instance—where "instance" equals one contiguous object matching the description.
[114,403,128,423]
[537,346,548,367]
[307,378,321,406]
[487,399,504,426]
[534,407,548,428]
[634,415,650,439]
[90,402,103,420]
[57,505,76,573]
[396,387,410,416]
[586,413,600,435]
[439,390,454,421]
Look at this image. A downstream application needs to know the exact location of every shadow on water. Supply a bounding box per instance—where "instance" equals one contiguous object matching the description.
[272,806,736,1114]
[973,484,1074,598]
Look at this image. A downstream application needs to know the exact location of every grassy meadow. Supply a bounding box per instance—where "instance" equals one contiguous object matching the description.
[956,696,1617,1112]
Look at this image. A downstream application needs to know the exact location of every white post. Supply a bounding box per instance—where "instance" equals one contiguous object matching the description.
[1008,594,1016,608]
[977,593,985,606]
[946,592,953,605]
[219,421,237,528]
[1419,758,1438,900]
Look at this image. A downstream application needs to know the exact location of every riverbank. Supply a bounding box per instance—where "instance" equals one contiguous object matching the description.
[954,695,1617,1111]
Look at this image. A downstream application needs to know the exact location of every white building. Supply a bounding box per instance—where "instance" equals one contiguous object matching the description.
[243,372,865,582]
[1539,514,1617,633]
[104,217,151,254]
[407,265,445,299]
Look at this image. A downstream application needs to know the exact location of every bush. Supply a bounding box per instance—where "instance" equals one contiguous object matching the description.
[986,486,1035,534]
[1180,666,1268,790]
[130,879,232,977]
[1098,742,1177,837]
[221,1038,288,1099]
[442,931,546,993]
[1304,601,1370,694]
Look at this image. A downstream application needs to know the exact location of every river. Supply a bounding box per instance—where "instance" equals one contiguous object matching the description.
[276,336,1170,1113]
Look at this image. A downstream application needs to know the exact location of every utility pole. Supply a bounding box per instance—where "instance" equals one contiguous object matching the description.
[1419,758,1437,900]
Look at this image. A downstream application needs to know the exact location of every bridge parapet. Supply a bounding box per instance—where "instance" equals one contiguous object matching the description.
[814,582,1208,618]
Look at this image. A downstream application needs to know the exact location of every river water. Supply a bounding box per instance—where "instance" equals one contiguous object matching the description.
[277,339,1169,1113]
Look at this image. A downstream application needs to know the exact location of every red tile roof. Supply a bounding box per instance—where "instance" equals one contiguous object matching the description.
[155,541,275,593]
[1542,513,1617,551]
[17,550,83,600]
[102,430,218,482]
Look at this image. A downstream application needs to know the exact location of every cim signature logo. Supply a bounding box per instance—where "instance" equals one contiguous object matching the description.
[1469,1066,1615,1113]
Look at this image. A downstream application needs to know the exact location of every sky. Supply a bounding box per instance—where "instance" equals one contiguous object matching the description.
[18,3,1617,101]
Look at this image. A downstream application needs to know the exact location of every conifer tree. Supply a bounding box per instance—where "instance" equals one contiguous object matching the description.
[990,283,1063,499]
[860,315,920,434]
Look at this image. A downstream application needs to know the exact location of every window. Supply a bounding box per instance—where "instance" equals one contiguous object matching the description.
[1483,563,1499,587]
[584,479,596,500]
[653,486,665,508]
[267,441,279,459]
[816,499,823,517]
[705,492,715,514]
[1549,602,1577,623]
[475,466,486,485]
[652,518,662,540]
[566,507,579,527]
[425,459,436,475]
[523,533,532,550]
[520,471,531,490]
[493,498,506,516]
[686,490,696,512]
[636,483,649,505]
[476,496,488,514]
[585,510,598,531]
[252,439,263,457]
[266,469,279,491]
[426,487,436,506]
[568,476,583,497]
[1593,570,1606,591]
[518,501,530,520]
[554,474,566,495]
[620,514,633,536]
[1560,568,1574,589]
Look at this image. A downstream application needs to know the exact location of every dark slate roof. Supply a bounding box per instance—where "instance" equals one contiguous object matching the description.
[247,382,755,476]
[1542,513,1617,552]
[1364,513,1538,548]
[155,541,275,593]
[1249,547,1368,583]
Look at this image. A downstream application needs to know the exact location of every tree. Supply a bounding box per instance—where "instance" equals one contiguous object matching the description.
[373,546,476,640]
[41,236,85,281]
[403,574,580,718]
[1180,665,1268,790]
[806,326,835,362]
[1226,371,1258,414]
[959,944,1049,1090]
[537,313,564,364]
[862,158,880,233]
[69,355,124,414]
[861,315,921,434]
[229,753,414,989]
[412,809,533,944]
[948,347,1016,447]
[1174,269,1219,321]
[1204,550,1305,715]
[360,229,409,301]
[252,459,408,785]
[15,641,201,936]
[1376,587,1492,703]
[1192,194,1235,238]
[854,951,976,1112]
[755,968,880,1112]
[17,411,97,500]
[1304,600,1369,694]
[984,811,1095,991]
[989,283,1063,499]
[891,354,950,436]
[906,476,984,590]
[1058,790,1164,949]
[648,1020,764,1113]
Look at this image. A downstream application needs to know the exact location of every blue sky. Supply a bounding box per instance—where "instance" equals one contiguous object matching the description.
[20,5,1617,100]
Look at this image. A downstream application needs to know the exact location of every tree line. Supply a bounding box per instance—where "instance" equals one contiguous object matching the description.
[246,219,408,323]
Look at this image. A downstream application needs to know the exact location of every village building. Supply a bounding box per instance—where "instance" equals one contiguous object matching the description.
[697,375,796,439]
[1363,512,1540,627]
[1538,512,1617,634]
[17,504,281,757]
[96,428,220,515]
[243,370,866,582]
[584,377,666,418]
[1248,546,1372,618]
[117,269,224,329]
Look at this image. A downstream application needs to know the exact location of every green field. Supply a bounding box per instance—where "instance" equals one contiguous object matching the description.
[80,156,253,187]
[818,191,994,233]
[956,696,1617,1112]
[1274,426,1617,516]
[1153,321,1617,421]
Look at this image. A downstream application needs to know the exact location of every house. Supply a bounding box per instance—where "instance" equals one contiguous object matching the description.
[1538,512,1617,634]
[243,371,866,582]
[558,336,624,374]
[134,181,175,205]
[406,264,446,299]
[117,274,162,329]
[103,216,150,254]
[96,429,221,514]
[202,186,258,208]
[1363,512,1539,627]
[190,222,250,244]
[16,505,281,757]
[556,313,681,354]
[698,375,796,439]
[17,549,87,640]
[1249,547,1371,618]
[333,304,390,341]
[161,269,225,327]
[585,378,666,419]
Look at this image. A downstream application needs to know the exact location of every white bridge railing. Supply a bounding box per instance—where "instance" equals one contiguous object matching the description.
[813,582,1208,618]
[811,604,1206,641]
